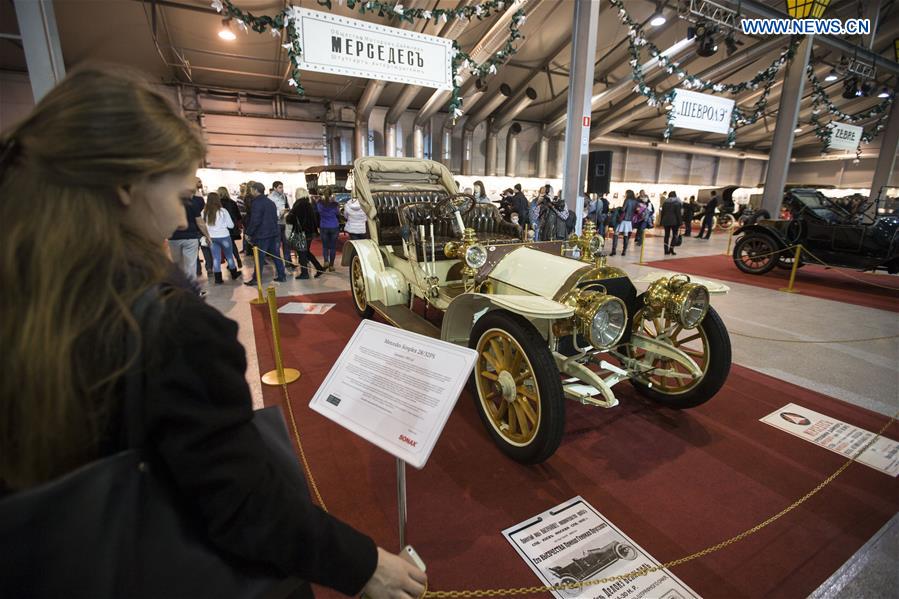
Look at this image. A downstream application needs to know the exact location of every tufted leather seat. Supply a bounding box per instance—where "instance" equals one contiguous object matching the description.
[371,190,447,246]
[464,204,522,241]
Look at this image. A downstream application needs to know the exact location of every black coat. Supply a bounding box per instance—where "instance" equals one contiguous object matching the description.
[660,197,683,227]
[286,199,319,237]
[511,192,529,225]
[138,290,377,594]
[221,197,243,240]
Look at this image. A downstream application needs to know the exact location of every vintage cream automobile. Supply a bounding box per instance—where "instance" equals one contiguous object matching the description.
[343,157,732,464]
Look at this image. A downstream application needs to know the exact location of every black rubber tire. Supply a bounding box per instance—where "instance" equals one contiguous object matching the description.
[468,310,565,464]
[349,253,374,319]
[717,213,735,230]
[630,303,732,409]
[733,232,780,275]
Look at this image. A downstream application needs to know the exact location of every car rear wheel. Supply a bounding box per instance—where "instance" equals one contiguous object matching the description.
[733,232,780,274]
[717,213,735,229]
[350,255,374,319]
[628,299,731,409]
[469,310,565,464]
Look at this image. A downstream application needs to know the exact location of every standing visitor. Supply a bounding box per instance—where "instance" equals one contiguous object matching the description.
[632,197,648,246]
[344,196,367,240]
[698,190,719,239]
[611,190,639,256]
[683,196,696,237]
[660,191,683,256]
[511,183,529,228]
[596,192,610,235]
[168,183,207,285]
[203,192,239,283]
[317,191,340,272]
[269,181,292,271]
[530,186,545,240]
[287,189,324,279]
[244,182,286,284]
[473,180,490,204]
[218,186,243,269]
[0,65,425,599]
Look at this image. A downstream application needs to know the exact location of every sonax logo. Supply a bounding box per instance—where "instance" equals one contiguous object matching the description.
[399,434,418,448]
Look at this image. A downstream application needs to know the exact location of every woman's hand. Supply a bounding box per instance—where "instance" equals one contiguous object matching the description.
[361,547,427,599]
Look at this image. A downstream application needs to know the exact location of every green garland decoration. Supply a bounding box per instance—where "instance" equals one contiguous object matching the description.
[212,0,527,120]
[609,0,801,148]
[804,64,893,160]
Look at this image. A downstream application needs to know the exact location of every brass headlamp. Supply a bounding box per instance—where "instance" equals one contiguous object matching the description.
[561,220,607,265]
[643,275,710,329]
[560,287,627,350]
[444,227,486,289]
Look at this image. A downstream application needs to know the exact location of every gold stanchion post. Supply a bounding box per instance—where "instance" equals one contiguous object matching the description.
[724,226,735,256]
[262,285,301,386]
[250,245,265,305]
[779,245,803,294]
[639,236,647,265]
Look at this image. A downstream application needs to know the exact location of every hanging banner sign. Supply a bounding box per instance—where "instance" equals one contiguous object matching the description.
[670,88,735,135]
[290,7,453,90]
[827,122,863,151]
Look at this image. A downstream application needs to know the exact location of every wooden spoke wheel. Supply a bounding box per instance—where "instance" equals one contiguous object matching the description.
[350,255,373,318]
[469,311,564,464]
[733,232,779,275]
[628,296,731,409]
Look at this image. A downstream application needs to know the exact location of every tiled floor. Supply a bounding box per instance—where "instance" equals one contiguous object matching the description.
[201,230,898,597]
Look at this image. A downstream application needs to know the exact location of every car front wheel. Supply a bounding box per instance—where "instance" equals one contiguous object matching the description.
[628,299,731,409]
[350,255,374,319]
[469,310,565,464]
[733,232,780,274]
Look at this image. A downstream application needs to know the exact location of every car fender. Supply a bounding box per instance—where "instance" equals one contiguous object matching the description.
[442,293,574,344]
[734,223,788,247]
[341,239,409,306]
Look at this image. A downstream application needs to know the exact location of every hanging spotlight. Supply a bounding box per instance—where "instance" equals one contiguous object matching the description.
[842,77,858,99]
[218,18,237,41]
[859,80,875,97]
[878,87,891,99]
[824,69,838,82]
[724,31,738,56]
[794,126,802,133]
[695,20,719,58]
[649,2,666,27]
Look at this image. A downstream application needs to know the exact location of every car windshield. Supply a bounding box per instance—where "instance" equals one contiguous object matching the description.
[791,190,852,221]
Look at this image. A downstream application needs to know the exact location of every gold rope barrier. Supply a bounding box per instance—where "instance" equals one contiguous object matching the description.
[779,244,803,294]
[250,245,266,304]
[261,285,301,386]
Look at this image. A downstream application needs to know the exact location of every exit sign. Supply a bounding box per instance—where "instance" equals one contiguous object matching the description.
[583,116,591,127]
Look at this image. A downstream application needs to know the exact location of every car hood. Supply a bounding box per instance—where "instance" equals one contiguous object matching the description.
[486,246,592,299]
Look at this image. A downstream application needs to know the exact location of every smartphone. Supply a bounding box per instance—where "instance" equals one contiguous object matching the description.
[402,545,426,572]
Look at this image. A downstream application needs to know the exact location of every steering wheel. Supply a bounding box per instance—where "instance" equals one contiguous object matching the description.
[434,192,476,220]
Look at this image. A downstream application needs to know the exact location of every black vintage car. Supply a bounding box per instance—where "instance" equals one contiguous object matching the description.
[732,188,899,275]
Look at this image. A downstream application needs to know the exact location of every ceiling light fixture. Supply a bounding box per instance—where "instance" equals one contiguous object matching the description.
[878,87,890,99]
[695,21,719,58]
[218,18,236,41]
[794,126,802,133]
[824,69,838,82]
[649,2,666,27]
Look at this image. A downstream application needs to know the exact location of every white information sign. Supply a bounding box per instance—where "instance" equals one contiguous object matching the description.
[309,319,477,469]
[503,497,702,599]
[290,7,453,90]
[277,302,335,315]
[760,403,899,477]
[670,88,735,135]
[827,122,863,151]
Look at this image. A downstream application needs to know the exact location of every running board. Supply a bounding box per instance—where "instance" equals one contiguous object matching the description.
[370,301,440,339]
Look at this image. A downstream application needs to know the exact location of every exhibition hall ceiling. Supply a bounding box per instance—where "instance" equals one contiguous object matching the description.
[0,0,897,154]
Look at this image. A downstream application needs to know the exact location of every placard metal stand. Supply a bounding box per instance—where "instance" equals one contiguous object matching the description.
[396,458,407,548]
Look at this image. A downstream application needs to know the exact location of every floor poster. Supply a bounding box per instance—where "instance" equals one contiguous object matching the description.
[760,403,899,477]
[503,496,701,599]
[277,302,335,315]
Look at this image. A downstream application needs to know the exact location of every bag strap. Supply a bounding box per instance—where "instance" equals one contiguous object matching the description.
[122,285,166,450]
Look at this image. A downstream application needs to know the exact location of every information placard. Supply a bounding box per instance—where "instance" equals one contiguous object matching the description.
[827,122,863,151]
[309,319,477,469]
[761,403,899,477]
[670,88,735,135]
[503,497,701,599]
[290,7,453,90]
[277,302,335,315]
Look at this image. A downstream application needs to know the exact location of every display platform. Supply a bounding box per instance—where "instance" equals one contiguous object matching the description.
[644,254,899,313]
[251,292,899,598]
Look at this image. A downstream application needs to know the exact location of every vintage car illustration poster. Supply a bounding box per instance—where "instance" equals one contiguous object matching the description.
[761,403,899,477]
[502,497,701,599]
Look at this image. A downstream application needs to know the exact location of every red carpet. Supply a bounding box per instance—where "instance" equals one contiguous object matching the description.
[645,254,899,313]
[251,292,899,598]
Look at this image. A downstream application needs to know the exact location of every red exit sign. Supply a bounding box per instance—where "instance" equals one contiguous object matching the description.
[583,116,591,127]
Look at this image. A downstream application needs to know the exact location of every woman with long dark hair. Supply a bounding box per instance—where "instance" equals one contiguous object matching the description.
[287,188,326,279]
[0,66,424,598]
[611,189,639,256]
[218,186,243,268]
